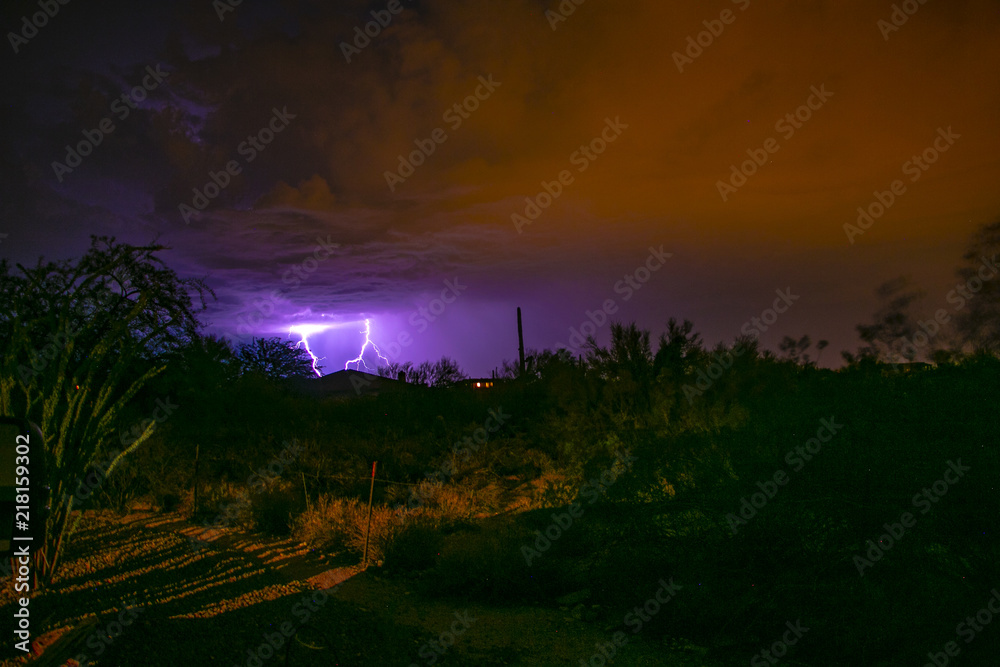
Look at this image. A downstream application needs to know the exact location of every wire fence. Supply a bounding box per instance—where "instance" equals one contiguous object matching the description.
[309,474,422,487]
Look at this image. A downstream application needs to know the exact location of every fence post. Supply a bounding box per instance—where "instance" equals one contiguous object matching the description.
[363,460,377,567]
[192,443,200,517]
[301,471,310,512]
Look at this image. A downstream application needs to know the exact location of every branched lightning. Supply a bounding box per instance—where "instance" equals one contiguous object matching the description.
[288,324,331,377]
[345,318,389,371]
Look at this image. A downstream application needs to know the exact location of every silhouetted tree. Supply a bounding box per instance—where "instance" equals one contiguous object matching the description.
[164,334,240,389]
[378,361,405,380]
[237,337,317,379]
[586,322,656,426]
[815,339,829,364]
[0,236,210,582]
[852,277,924,363]
[377,357,465,386]
[654,318,703,379]
[587,322,653,380]
[428,356,465,386]
[379,361,428,385]
[779,335,827,365]
[954,217,1000,353]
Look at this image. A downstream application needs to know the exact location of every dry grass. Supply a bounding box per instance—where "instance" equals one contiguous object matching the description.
[292,495,404,563]
[292,474,510,566]
[196,480,253,526]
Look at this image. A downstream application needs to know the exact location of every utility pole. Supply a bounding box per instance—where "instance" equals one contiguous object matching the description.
[517,307,525,376]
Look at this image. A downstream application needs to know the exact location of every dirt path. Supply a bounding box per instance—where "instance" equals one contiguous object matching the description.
[1,511,717,666]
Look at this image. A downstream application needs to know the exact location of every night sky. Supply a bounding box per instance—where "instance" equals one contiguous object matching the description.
[3,0,999,376]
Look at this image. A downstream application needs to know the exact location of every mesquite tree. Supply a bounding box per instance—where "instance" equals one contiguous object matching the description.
[236,337,318,379]
[0,236,210,582]
[954,217,1000,352]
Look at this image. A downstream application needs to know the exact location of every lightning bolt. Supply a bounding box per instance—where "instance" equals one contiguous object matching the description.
[288,324,331,377]
[345,318,389,372]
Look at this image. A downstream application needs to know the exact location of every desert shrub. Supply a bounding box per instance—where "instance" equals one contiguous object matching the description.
[427,483,478,519]
[531,473,578,509]
[388,476,500,520]
[383,519,443,572]
[293,494,403,562]
[90,457,144,512]
[420,518,553,603]
[197,481,252,526]
[294,495,360,550]
[249,482,303,535]
[158,492,182,513]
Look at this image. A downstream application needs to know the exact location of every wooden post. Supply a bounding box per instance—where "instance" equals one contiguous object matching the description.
[301,471,310,512]
[363,461,377,567]
[192,443,200,517]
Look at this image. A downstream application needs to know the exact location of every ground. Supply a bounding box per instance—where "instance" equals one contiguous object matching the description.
[1,510,719,666]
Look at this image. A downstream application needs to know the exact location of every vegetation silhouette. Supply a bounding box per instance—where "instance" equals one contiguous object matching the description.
[2,219,1000,663]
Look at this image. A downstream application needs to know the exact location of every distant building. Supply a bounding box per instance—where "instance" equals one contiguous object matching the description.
[889,362,933,373]
[288,369,410,398]
[452,378,502,390]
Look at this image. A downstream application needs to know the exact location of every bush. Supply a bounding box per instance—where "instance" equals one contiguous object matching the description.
[197,481,251,526]
[387,476,501,519]
[383,520,443,572]
[158,492,182,513]
[295,495,353,550]
[420,518,550,603]
[250,482,303,535]
[293,494,404,562]
[92,458,143,513]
